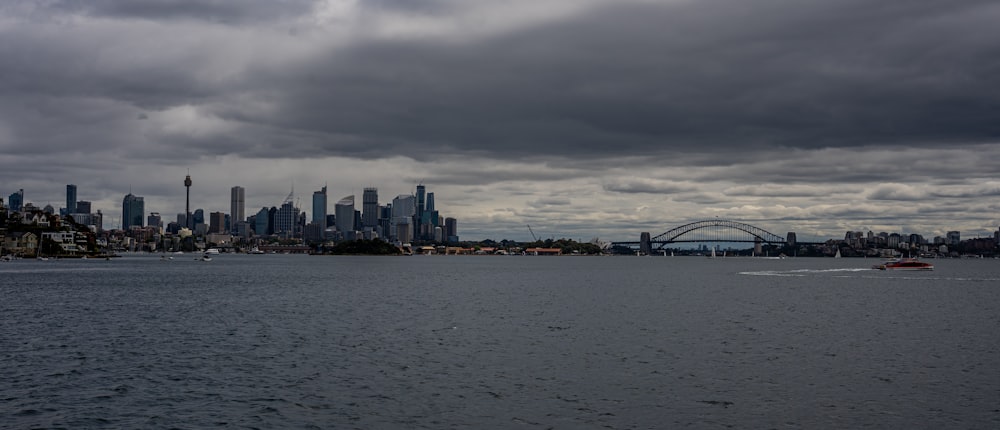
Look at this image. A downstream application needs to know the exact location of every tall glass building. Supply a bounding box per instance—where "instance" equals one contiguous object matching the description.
[122,193,144,229]
[66,184,77,214]
[8,189,23,212]
[312,186,327,226]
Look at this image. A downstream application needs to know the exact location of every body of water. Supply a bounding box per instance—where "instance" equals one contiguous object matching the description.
[3,254,999,428]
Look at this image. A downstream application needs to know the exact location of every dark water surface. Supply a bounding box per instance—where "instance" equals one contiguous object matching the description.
[3,255,999,428]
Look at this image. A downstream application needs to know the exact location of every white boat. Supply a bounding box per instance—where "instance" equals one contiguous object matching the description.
[204,248,220,255]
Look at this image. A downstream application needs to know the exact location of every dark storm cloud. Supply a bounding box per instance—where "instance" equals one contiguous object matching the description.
[238,0,1000,163]
[48,0,316,24]
[602,178,698,194]
[4,0,999,167]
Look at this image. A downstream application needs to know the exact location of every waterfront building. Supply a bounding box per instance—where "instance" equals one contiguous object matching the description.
[230,186,245,233]
[65,184,77,215]
[312,186,327,226]
[362,187,378,228]
[303,222,324,243]
[445,217,458,242]
[122,193,144,230]
[335,195,355,234]
[946,231,961,246]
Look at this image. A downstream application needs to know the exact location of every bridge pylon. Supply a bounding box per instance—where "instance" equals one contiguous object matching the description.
[639,232,651,255]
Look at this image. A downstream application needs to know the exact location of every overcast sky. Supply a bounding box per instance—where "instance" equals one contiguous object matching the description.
[2,0,999,241]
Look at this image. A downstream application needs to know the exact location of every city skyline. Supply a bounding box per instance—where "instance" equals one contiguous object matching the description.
[1,1,999,241]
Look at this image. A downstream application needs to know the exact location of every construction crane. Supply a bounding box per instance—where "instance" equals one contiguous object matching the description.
[527,224,539,242]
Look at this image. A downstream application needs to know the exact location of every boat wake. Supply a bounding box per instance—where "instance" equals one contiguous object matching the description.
[739,268,1000,282]
[740,268,870,277]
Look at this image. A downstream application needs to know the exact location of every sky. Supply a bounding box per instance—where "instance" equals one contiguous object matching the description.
[1,0,999,242]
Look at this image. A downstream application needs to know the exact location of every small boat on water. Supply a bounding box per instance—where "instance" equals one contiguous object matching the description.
[873,258,933,271]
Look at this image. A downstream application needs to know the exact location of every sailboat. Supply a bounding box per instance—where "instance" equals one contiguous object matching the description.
[834,248,842,258]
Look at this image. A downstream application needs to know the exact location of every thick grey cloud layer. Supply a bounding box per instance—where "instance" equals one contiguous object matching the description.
[1,0,998,240]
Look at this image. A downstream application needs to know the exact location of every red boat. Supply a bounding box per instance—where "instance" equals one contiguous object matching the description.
[873,258,934,271]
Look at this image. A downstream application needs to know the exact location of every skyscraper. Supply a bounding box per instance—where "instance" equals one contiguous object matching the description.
[66,184,77,214]
[415,184,426,221]
[335,195,355,233]
[76,201,92,214]
[122,193,144,229]
[391,194,416,242]
[312,186,327,225]
[230,186,245,233]
[274,201,299,238]
[362,187,378,228]
[193,209,205,227]
[444,217,457,242]
[209,211,226,234]
[254,207,270,236]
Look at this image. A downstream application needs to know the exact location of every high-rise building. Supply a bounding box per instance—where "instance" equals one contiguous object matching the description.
[445,217,458,242]
[66,184,77,214]
[275,202,299,238]
[335,195,355,233]
[254,207,269,235]
[415,184,426,221]
[425,192,435,212]
[946,231,961,246]
[8,189,23,212]
[209,211,226,234]
[147,212,162,230]
[193,209,205,227]
[391,194,416,241]
[230,186,245,233]
[312,186,327,225]
[122,193,144,229]
[76,201,91,214]
[362,187,379,228]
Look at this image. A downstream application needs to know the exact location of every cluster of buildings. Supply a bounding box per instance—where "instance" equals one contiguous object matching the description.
[2,178,460,255]
[827,229,1000,258]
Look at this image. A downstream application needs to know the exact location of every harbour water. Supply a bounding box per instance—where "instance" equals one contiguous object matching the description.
[3,255,999,428]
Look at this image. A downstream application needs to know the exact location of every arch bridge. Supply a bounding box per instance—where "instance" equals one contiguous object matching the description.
[613,219,788,253]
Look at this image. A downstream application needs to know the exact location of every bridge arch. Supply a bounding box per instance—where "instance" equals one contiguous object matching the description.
[622,219,788,253]
[651,219,786,244]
